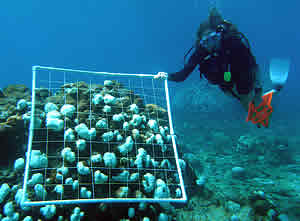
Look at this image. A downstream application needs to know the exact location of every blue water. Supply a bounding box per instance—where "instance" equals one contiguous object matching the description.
[0,1,297,82]
[0,0,298,124]
[0,0,298,127]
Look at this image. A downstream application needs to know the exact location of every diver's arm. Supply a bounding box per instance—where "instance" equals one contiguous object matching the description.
[168,49,201,82]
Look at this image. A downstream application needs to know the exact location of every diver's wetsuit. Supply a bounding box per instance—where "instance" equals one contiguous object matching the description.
[168,33,260,99]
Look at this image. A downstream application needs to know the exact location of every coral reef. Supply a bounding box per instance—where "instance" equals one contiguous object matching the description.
[0,80,190,220]
[0,80,299,221]
[0,85,29,166]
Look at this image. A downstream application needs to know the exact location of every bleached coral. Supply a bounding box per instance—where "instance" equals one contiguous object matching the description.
[155,134,168,152]
[148,119,158,132]
[47,110,61,119]
[104,80,113,87]
[102,131,114,142]
[118,136,134,155]
[80,187,91,198]
[112,170,130,182]
[40,205,56,220]
[75,123,96,140]
[94,171,108,184]
[34,184,47,200]
[115,186,129,198]
[64,128,75,141]
[56,173,63,181]
[15,189,30,211]
[57,166,69,176]
[178,159,186,172]
[75,123,89,138]
[46,115,64,131]
[14,158,25,172]
[128,207,135,219]
[16,99,27,111]
[44,102,58,113]
[130,173,139,182]
[132,129,140,140]
[92,94,103,105]
[3,201,19,220]
[159,126,168,137]
[175,188,182,198]
[154,179,170,199]
[88,128,96,139]
[0,183,10,203]
[155,134,164,145]
[103,152,117,167]
[70,207,84,221]
[146,134,155,144]
[60,104,76,118]
[103,94,116,105]
[123,121,129,131]
[23,216,33,221]
[28,173,43,186]
[61,147,75,163]
[129,104,139,114]
[54,184,64,194]
[77,162,90,175]
[160,159,171,169]
[142,173,156,193]
[112,113,125,122]
[30,150,48,168]
[102,105,111,113]
[91,153,102,163]
[134,148,147,169]
[114,130,123,141]
[130,114,143,127]
[65,177,73,185]
[96,118,108,129]
[158,213,169,221]
[76,139,86,151]
[72,180,79,191]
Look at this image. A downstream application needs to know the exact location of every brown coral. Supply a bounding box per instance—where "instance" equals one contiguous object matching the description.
[0,114,23,130]
[145,104,167,119]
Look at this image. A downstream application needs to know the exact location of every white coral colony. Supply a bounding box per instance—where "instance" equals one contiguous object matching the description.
[103,152,117,168]
[92,94,103,105]
[118,136,134,155]
[103,94,116,104]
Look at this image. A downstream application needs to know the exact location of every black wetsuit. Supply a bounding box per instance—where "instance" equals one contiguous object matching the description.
[168,33,259,98]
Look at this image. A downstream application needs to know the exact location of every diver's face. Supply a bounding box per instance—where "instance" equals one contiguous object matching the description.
[200,30,221,53]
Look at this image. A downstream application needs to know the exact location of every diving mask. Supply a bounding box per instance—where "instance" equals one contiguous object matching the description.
[199,31,222,52]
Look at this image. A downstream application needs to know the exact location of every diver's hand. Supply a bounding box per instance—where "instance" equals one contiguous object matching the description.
[154,72,168,80]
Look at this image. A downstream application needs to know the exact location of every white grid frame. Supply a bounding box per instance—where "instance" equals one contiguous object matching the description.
[22,65,187,206]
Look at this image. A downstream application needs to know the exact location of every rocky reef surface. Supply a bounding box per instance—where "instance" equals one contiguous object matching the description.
[174,118,300,221]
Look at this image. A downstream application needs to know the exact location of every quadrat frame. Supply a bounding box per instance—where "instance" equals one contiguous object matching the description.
[22,65,187,206]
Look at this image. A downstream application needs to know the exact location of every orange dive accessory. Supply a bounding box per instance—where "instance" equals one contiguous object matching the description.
[246,91,274,128]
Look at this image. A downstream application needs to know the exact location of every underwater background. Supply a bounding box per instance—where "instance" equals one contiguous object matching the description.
[0,0,299,220]
[0,0,299,129]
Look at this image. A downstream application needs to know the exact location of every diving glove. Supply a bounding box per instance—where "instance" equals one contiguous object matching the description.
[154,72,168,80]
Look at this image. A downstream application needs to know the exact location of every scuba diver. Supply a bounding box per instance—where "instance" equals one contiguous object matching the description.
[154,7,289,128]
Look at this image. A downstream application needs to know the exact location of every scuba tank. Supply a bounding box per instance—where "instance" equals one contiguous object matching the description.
[183,21,251,84]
